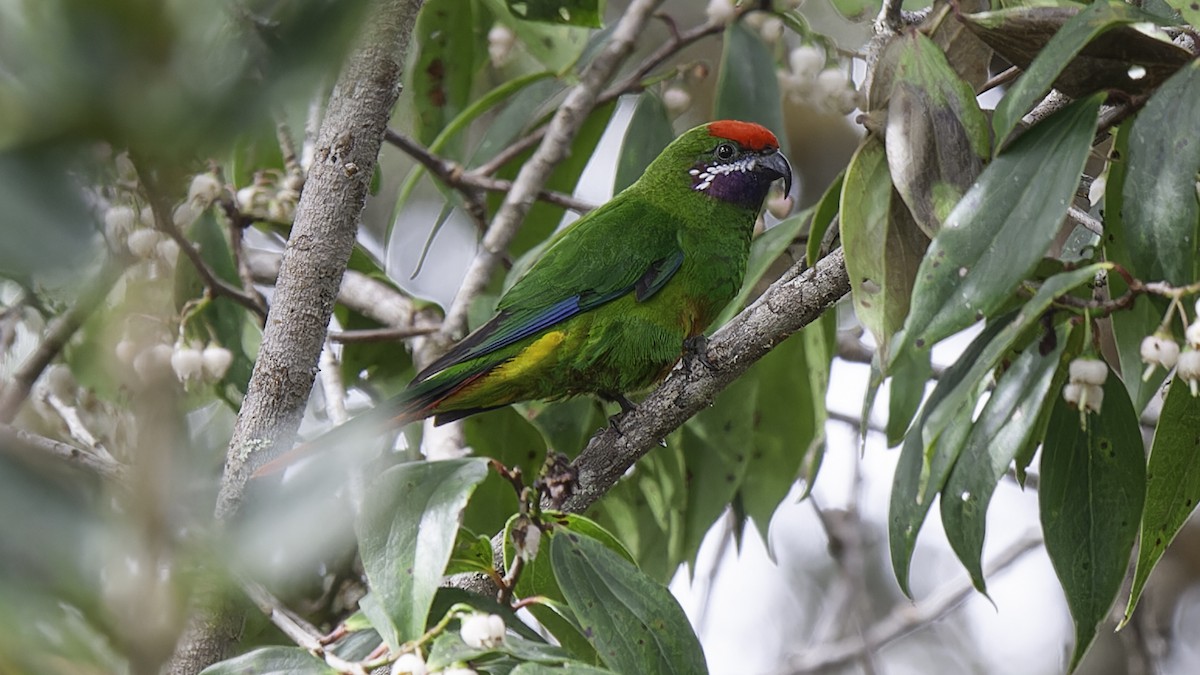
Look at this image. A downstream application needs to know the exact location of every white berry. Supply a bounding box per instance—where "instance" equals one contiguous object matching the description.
[1186,321,1200,349]
[1068,358,1108,386]
[104,205,137,247]
[391,652,427,675]
[1140,333,1180,380]
[187,172,222,206]
[127,229,161,259]
[662,87,692,117]
[201,344,233,381]
[171,344,204,383]
[1179,350,1200,397]
[460,613,506,649]
[789,46,825,81]
[705,0,736,25]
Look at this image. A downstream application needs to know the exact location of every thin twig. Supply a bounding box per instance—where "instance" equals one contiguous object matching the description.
[0,260,124,423]
[471,12,733,179]
[328,325,439,343]
[441,0,665,337]
[318,338,349,426]
[42,392,116,462]
[785,531,1043,674]
[0,423,127,482]
[384,130,595,213]
[136,162,269,320]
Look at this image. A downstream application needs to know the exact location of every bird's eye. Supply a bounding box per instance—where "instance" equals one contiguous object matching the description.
[714,143,736,161]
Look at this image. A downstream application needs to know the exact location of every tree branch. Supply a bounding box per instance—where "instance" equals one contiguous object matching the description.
[440,0,664,337]
[557,248,851,514]
[786,531,1043,674]
[0,260,124,424]
[165,2,423,672]
[384,130,595,214]
[0,423,127,482]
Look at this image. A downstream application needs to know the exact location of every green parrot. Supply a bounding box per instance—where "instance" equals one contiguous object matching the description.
[257,120,790,473]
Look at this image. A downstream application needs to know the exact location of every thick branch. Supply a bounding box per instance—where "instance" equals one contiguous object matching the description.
[165,2,422,673]
[0,260,123,423]
[558,249,851,514]
[440,0,664,336]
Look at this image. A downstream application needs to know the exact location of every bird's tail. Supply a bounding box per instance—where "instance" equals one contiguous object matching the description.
[250,367,491,478]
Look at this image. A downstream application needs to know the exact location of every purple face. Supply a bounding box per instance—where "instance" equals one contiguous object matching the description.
[689,148,792,209]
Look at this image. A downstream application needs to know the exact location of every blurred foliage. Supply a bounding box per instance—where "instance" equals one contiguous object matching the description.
[3,0,1200,673]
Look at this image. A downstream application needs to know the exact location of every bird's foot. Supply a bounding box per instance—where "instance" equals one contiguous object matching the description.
[683,334,717,371]
[602,393,638,436]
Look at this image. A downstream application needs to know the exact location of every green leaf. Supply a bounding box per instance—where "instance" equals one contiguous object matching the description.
[984,0,1168,146]
[1122,60,1200,287]
[805,171,844,266]
[1041,376,1145,672]
[896,94,1102,360]
[0,149,102,278]
[714,22,785,145]
[199,647,332,675]
[1103,124,1170,412]
[589,441,688,582]
[885,32,988,236]
[511,662,617,675]
[614,92,675,194]
[412,0,480,147]
[829,0,878,22]
[551,531,708,675]
[889,314,1015,595]
[840,136,929,363]
[738,326,824,541]
[942,324,1068,593]
[679,374,758,566]
[885,348,931,447]
[505,514,630,664]
[1125,375,1200,623]
[1167,0,1200,26]
[356,458,490,648]
[495,101,617,258]
[922,264,1109,446]
[716,209,809,327]
[426,630,572,670]
[461,406,547,537]
[481,0,590,72]
[506,0,603,28]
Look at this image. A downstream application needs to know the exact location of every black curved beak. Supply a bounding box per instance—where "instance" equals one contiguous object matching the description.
[759,149,793,197]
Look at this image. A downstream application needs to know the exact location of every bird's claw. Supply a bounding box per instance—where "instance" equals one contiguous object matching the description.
[683,334,716,371]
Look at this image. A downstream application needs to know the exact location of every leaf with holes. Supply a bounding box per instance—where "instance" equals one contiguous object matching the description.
[895,94,1101,363]
[1041,377,1144,672]
[552,531,707,675]
[942,324,1069,593]
[885,32,988,237]
[505,0,602,27]
[1122,60,1200,288]
[412,0,480,147]
[1125,375,1200,624]
[840,136,929,364]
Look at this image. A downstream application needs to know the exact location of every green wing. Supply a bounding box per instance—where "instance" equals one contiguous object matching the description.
[414,196,683,380]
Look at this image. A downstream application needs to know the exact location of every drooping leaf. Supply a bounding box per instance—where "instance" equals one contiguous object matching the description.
[738,327,823,542]
[356,458,490,648]
[198,647,332,675]
[412,0,479,147]
[714,22,785,146]
[1122,60,1200,288]
[1125,375,1200,623]
[885,32,988,236]
[840,136,929,363]
[551,531,708,675]
[1041,377,1145,672]
[921,264,1109,446]
[896,94,1102,362]
[511,662,617,675]
[805,170,844,266]
[942,323,1069,593]
[505,0,603,28]
[614,92,675,194]
[963,0,1186,145]
[889,314,1014,596]
[1103,124,1170,412]
[680,374,758,567]
[924,0,993,90]
[886,348,931,447]
[589,438,687,582]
